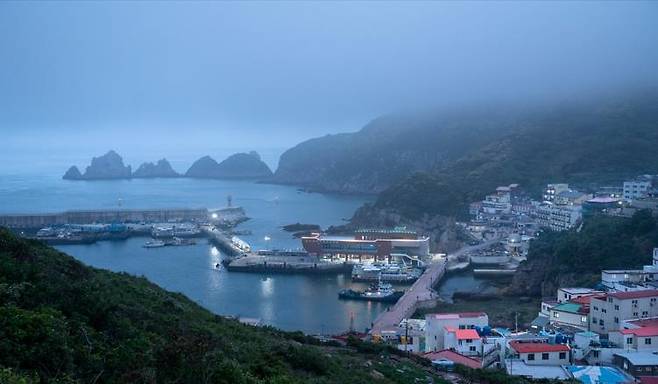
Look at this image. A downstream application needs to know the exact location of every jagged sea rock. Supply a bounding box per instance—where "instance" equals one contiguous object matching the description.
[62,166,83,180]
[81,150,132,179]
[185,152,273,179]
[133,159,179,178]
[185,155,221,178]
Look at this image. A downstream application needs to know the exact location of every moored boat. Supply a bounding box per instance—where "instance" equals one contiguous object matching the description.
[338,279,404,303]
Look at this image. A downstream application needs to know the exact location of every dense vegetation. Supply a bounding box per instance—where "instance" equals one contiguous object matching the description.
[272,108,519,194]
[510,210,658,297]
[0,228,445,383]
[374,92,658,219]
[273,90,658,220]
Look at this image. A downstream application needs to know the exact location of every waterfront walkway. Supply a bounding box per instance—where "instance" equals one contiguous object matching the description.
[370,258,446,336]
[369,238,501,336]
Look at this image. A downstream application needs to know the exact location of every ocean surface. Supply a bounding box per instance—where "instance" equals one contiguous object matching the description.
[0,152,488,334]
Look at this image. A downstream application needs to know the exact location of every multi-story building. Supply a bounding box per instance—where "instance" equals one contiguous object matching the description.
[590,290,658,335]
[543,184,570,203]
[600,248,658,291]
[508,341,570,366]
[623,177,654,201]
[536,203,582,231]
[425,312,488,352]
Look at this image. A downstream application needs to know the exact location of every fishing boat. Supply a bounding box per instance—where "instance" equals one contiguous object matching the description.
[143,239,166,248]
[338,277,404,303]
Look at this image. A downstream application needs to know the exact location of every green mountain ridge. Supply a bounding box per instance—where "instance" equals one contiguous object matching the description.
[0,229,443,384]
[374,93,658,219]
[275,91,658,221]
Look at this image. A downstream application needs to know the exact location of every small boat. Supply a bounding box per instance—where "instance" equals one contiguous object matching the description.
[143,240,166,248]
[338,278,404,303]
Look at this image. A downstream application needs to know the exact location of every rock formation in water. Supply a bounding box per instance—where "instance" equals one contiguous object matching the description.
[62,166,83,180]
[63,150,132,180]
[185,152,273,179]
[132,159,180,178]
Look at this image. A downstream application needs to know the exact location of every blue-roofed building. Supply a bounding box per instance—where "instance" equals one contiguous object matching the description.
[567,365,633,384]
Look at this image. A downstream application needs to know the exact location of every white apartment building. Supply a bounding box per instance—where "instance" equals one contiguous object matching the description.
[536,203,582,231]
[590,290,658,334]
[624,178,653,201]
[509,341,570,366]
[600,248,658,291]
[425,312,488,352]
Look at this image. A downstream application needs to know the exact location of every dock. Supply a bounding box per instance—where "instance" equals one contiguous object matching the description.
[202,225,244,257]
[369,258,446,336]
[225,254,352,274]
[369,238,502,337]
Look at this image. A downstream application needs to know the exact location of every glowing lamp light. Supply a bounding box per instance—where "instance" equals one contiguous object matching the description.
[211,213,218,219]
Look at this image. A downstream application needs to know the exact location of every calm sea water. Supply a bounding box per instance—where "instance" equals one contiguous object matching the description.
[0,152,486,334]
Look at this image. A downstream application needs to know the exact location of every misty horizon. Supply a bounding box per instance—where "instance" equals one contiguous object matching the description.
[2,1,658,155]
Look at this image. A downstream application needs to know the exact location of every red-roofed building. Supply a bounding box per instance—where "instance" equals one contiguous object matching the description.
[425,312,488,352]
[591,290,658,335]
[509,341,570,366]
[610,318,658,351]
[444,327,482,356]
[424,349,482,369]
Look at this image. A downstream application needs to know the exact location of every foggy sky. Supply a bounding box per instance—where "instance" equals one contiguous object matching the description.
[1,1,658,153]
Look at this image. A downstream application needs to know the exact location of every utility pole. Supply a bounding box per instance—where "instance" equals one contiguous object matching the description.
[404,320,410,356]
[515,312,519,333]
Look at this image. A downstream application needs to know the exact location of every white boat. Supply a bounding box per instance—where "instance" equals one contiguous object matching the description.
[352,263,422,283]
[143,240,166,248]
[231,236,251,252]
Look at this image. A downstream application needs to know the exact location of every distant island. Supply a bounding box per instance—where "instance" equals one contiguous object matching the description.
[63,150,272,181]
[185,151,273,179]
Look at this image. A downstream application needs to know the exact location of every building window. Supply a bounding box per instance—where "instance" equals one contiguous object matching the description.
[581,316,587,323]
[469,346,476,352]
[592,350,599,358]
[643,311,649,317]
[527,353,535,361]
[553,312,560,318]
[646,338,652,345]
[592,317,597,323]
[634,312,639,317]
[615,305,620,310]
[627,338,633,345]
[559,352,566,360]
[615,317,619,323]
[542,353,549,360]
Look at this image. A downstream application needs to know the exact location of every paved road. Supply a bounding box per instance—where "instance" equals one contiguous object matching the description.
[369,238,501,336]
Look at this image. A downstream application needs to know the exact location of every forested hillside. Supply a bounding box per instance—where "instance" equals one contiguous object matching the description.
[0,229,442,384]
[509,210,658,297]
[274,91,658,221]
[374,93,658,219]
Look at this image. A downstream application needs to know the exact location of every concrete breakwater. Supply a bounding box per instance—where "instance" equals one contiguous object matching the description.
[0,208,209,229]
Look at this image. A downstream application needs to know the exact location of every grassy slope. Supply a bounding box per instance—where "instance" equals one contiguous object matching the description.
[0,228,448,384]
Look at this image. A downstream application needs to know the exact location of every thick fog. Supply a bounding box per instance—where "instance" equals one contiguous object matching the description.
[1,1,657,158]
